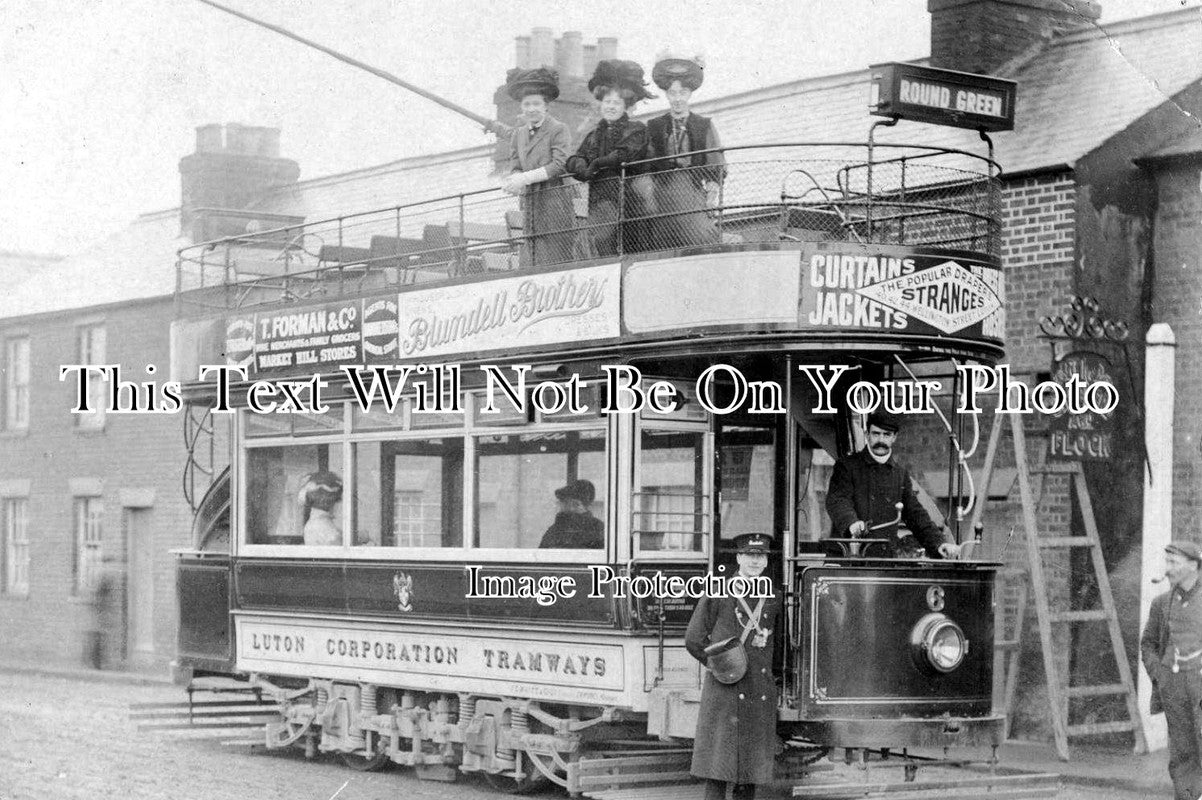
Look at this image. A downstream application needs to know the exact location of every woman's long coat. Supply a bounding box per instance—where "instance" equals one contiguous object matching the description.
[685,586,782,784]
[507,115,575,266]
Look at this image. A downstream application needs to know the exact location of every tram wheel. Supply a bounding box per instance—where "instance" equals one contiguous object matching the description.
[338,741,390,772]
[483,764,551,795]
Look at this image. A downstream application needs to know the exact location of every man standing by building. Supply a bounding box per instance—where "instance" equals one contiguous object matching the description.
[825,410,960,558]
[1141,541,1202,800]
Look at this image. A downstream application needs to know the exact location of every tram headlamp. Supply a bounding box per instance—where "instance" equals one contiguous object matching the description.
[910,613,968,674]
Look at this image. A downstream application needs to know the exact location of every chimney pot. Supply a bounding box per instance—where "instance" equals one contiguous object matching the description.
[597,36,618,62]
[225,123,248,154]
[196,124,223,153]
[515,35,531,68]
[562,31,583,77]
[531,27,555,68]
[928,0,1101,73]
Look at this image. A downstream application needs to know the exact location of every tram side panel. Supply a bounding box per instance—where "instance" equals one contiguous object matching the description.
[176,553,235,678]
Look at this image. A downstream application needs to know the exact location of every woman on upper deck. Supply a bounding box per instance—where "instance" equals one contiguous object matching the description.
[565,59,652,257]
[645,51,725,250]
[501,67,575,267]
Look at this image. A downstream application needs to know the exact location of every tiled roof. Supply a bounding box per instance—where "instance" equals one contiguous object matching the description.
[683,7,1202,175]
[0,210,184,319]
[1141,127,1202,161]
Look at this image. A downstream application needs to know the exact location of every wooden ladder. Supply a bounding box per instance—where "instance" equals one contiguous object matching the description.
[975,411,1146,760]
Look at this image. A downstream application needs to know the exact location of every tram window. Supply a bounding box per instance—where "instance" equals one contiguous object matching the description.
[635,429,707,553]
[539,383,604,422]
[639,381,707,423]
[245,413,292,438]
[718,426,775,544]
[353,438,464,548]
[291,406,345,436]
[409,406,465,430]
[797,447,835,542]
[245,406,344,437]
[473,397,529,427]
[474,429,606,550]
[351,404,407,432]
[246,444,338,545]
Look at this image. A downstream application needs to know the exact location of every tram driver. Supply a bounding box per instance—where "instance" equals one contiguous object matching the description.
[539,479,604,549]
[825,411,960,559]
[299,471,343,546]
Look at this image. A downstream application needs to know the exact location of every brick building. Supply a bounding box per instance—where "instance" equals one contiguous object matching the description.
[2,2,1200,746]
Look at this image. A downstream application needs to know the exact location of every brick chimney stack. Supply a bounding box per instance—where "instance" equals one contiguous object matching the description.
[929,0,1101,74]
[178,123,300,241]
[493,30,617,172]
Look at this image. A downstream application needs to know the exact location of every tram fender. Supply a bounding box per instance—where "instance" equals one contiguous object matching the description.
[646,687,701,740]
[793,714,1006,749]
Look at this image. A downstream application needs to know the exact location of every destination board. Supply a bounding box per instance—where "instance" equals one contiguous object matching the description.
[869,62,1016,132]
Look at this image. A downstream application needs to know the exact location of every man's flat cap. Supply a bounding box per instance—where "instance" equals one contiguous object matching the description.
[1166,541,1202,565]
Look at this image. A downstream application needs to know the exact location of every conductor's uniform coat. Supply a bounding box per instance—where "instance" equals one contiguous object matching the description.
[685,588,782,784]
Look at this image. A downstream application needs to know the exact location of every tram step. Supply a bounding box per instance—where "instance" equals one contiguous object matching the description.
[1047,609,1106,623]
[995,638,1021,651]
[1065,683,1128,698]
[1065,720,1136,736]
[574,751,698,793]
[131,707,277,721]
[789,771,1061,798]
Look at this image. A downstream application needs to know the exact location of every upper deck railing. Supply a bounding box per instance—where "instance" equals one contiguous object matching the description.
[175,142,1001,315]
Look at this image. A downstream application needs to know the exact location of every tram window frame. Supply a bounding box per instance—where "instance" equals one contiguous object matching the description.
[238,404,352,554]
[235,392,614,562]
[631,417,712,561]
[471,423,608,560]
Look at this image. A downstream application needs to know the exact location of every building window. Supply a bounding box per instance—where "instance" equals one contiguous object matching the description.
[76,325,106,430]
[73,497,103,594]
[2,498,30,596]
[4,336,30,431]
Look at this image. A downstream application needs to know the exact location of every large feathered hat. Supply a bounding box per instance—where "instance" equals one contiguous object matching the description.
[506,66,560,102]
[652,50,705,91]
[587,59,654,102]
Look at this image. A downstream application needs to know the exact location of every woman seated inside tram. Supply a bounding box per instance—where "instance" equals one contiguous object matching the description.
[299,471,343,546]
[565,59,653,256]
[645,51,725,250]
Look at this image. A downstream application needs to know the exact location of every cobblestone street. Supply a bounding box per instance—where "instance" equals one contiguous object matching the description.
[0,671,504,800]
[0,668,1166,800]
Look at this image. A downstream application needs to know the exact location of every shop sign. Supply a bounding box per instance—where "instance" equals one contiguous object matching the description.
[802,249,1003,338]
[1047,351,1115,461]
[398,263,620,358]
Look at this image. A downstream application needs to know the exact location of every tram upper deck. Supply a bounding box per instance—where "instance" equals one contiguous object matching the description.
[171,142,1005,384]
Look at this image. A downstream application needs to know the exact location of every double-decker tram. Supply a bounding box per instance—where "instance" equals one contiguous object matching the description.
[168,137,1027,794]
